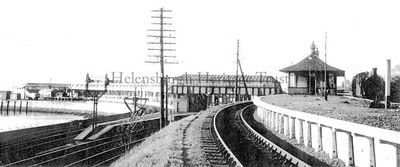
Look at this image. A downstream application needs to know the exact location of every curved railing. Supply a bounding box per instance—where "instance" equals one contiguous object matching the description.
[253,96,400,167]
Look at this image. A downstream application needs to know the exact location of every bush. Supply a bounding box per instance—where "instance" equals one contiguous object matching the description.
[352,72,400,104]
[364,74,385,104]
[391,75,400,103]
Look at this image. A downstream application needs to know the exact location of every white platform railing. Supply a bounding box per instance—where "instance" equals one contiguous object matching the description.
[253,97,400,167]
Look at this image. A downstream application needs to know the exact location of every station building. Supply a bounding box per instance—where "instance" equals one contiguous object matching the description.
[280,42,345,95]
[170,73,282,102]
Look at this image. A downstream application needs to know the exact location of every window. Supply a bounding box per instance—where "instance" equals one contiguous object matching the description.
[289,73,296,87]
[297,76,307,87]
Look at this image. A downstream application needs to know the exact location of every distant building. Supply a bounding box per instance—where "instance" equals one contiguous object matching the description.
[18,83,71,93]
[71,73,282,101]
[0,91,11,100]
[170,73,282,98]
[71,82,162,103]
[15,83,71,99]
[280,42,345,95]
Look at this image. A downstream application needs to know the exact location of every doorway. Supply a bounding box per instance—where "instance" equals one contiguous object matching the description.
[310,76,316,95]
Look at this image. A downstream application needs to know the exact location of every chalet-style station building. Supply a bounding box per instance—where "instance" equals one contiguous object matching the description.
[280,42,345,95]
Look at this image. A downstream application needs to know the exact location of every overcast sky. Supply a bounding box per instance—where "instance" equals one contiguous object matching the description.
[0,0,399,90]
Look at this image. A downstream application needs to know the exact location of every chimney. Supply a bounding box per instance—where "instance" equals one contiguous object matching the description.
[372,68,377,76]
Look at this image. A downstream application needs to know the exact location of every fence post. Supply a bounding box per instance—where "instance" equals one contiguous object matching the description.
[19,101,22,114]
[285,115,290,137]
[262,108,265,123]
[307,121,312,148]
[290,117,296,139]
[317,124,323,152]
[280,114,284,134]
[271,112,275,130]
[273,112,277,131]
[276,113,280,132]
[0,101,3,114]
[25,101,28,114]
[265,109,269,126]
[396,144,400,167]
[6,100,9,115]
[278,113,281,133]
[332,128,338,158]
[13,101,16,114]
[299,119,304,145]
[269,110,273,128]
[369,137,376,167]
[348,132,355,166]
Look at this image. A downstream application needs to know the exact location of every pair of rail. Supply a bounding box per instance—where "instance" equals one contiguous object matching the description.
[212,102,310,167]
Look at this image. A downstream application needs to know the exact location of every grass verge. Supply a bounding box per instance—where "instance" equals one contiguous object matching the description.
[111,106,225,167]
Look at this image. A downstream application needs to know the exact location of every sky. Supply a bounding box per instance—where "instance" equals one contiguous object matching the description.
[0,0,399,90]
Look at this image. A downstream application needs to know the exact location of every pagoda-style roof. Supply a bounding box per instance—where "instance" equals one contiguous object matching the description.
[280,42,345,76]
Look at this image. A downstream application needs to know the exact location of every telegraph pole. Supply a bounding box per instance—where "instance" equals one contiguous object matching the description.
[324,32,328,100]
[385,59,391,109]
[238,60,251,100]
[165,75,169,124]
[145,8,177,128]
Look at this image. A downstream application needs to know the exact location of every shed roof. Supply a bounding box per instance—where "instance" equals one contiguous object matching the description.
[22,83,71,88]
[174,74,279,83]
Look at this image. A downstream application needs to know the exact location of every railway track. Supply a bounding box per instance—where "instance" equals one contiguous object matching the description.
[200,114,233,166]
[0,122,88,164]
[0,112,136,165]
[1,116,159,167]
[201,102,327,167]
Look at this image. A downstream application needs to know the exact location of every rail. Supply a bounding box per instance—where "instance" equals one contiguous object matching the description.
[213,103,245,167]
[239,104,311,167]
[253,96,400,167]
[1,116,159,166]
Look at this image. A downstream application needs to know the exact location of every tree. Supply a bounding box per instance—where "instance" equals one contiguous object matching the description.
[391,75,400,103]
[364,74,385,108]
